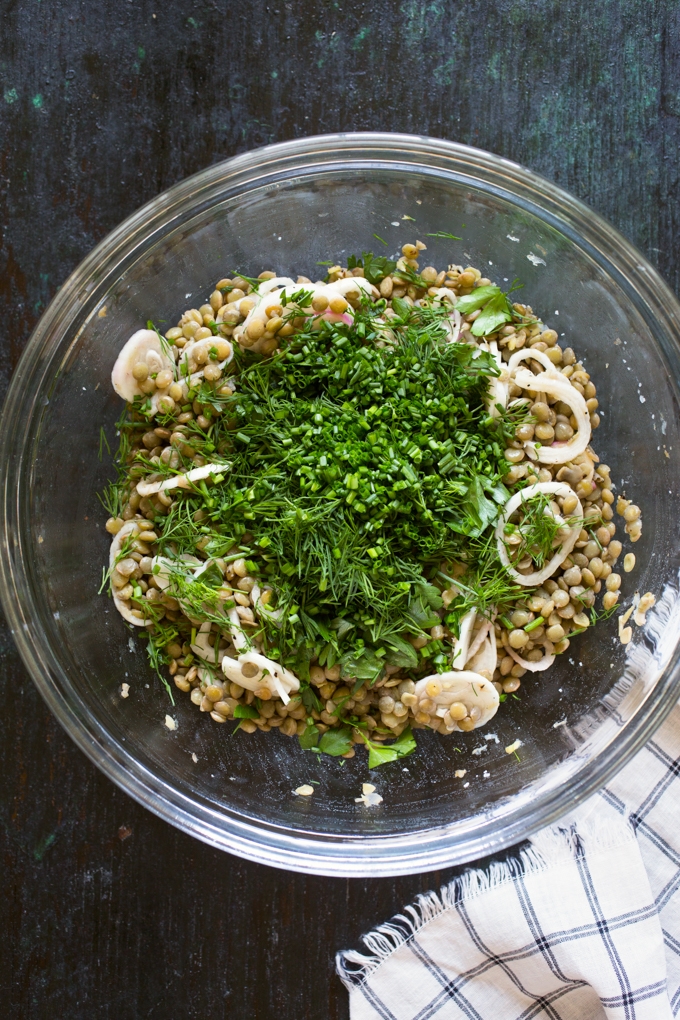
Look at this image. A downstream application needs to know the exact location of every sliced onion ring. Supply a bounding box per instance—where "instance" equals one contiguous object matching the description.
[479,340,508,417]
[507,347,562,377]
[496,481,583,587]
[466,627,497,679]
[109,521,146,626]
[452,608,476,669]
[464,619,492,665]
[506,640,556,672]
[512,367,592,465]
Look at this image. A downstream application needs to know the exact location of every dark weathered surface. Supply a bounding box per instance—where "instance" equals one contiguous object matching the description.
[1,1,679,1017]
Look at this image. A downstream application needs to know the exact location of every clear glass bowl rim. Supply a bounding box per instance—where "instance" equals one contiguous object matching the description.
[2,131,680,876]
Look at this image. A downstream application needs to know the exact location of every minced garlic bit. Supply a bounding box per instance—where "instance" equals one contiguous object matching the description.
[191,753,198,763]
[164,714,177,730]
[619,604,634,645]
[355,784,383,806]
[294,784,314,797]
[505,739,522,754]
[623,553,636,573]
[634,592,656,628]
[120,682,130,699]
[454,769,467,779]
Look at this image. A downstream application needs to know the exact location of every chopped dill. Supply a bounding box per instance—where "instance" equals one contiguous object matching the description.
[101,249,624,763]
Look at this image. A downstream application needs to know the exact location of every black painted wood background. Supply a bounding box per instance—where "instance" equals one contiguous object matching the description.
[2,2,680,1017]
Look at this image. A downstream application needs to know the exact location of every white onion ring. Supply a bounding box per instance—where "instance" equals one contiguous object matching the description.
[236,277,377,351]
[228,606,249,652]
[428,288,462,342]
[414,671,500,731]
[464,619,492,665]
[466,627,497,679]
[496,481,583,586]
[480,340,508,417]
[108,521,146,626]
[506,640,556,672]
[452,608,477,669]
[513,368,592,465]
[221,650,299,703]
[256,276,296,296]
[136,462,229,497]
[508,348,562,377]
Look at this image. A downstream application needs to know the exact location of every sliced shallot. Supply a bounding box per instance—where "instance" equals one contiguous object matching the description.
[512,367,592,464]
[451,608,477,669]
[496,481,583,586]
[506,640,556,673]
[108,521,145,626]
[136,462,229,497]
[466,627,497,680]
[413,671,500,731]
[221,650,300,703]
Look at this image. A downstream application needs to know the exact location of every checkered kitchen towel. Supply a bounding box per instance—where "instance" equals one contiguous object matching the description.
[337,703,680,1019]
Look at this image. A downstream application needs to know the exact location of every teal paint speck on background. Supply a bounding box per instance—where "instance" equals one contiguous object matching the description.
[352,26,370,51]
[31,93,43,108]
[4,87,18,104]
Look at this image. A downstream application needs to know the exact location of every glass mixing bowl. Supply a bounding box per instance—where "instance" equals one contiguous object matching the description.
[2,133,680,876]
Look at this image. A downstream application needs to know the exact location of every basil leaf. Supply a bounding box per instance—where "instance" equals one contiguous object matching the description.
[452,475,500,538]
[293,643,314,682]
[363,254,397,285]
[193,561,223,588]
[367,744,400,768]
[407,597,440,630]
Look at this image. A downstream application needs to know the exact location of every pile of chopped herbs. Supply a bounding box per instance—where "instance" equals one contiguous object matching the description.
[108,295,529,687]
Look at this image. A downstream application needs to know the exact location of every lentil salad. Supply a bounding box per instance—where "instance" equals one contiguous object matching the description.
[102,242,643,768]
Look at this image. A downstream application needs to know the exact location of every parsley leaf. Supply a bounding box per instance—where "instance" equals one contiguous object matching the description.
[361,726,417,769]
[233,704,259,719]
[347,251,398,285]
[454,285,501,314]
[471,291,514,336]
[319,726,354,756]
[298,722,321,749]
[384,635,419,670]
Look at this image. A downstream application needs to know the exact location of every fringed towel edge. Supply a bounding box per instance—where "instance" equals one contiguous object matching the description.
[335,814,635,992]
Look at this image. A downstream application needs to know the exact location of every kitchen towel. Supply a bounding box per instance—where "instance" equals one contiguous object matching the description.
[337,703,680,1019]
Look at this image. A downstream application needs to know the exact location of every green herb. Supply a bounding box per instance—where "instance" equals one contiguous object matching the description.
[298,721,321,749]
[347,251,398,284]
[425,231,462,240]
[105,277,535,712]
[319,726,354,756]
[231,272,262,290]
[98,427,111,461]
[503,493,564,570]
[233,704,259,719]
[455,280,524,337]
[373,234,388,246]
[358,726,417,768]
